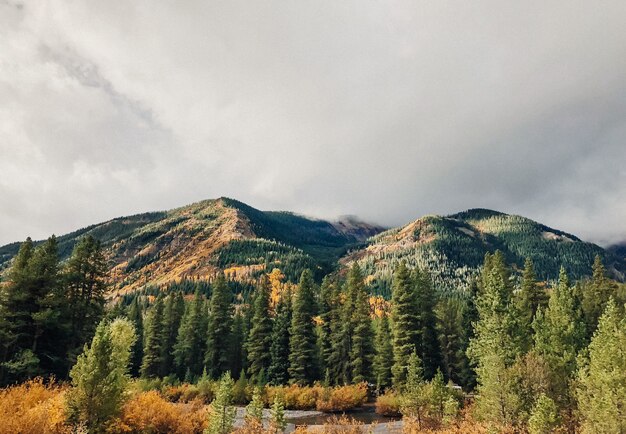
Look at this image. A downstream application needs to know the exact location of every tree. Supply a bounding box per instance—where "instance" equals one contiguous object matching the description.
[245,386,264,426]
[247,276,272,381]
[577,299,626,433]
[269,394,287,433]
[317,277,337,379]
[174,291,207,379]
[268,289,291,385]
[373,314,393,391]
[391,262,420,387]
[205,274,233,378]
[517,258,546,348]
[141,295,165,378]
[66,318,136,433]
[229,309,246,378]
[467,251,525,425]
[347,264,374,383]
[579,255,618,338]
[533,267,584,408]
[399,352,428,429]
[64,236,108,369]
[528,393,559,434]
[435,298,472,390]
[288,269,318,385]
[414,268,442,379]
[161,292,185,377]
[205,372,236,434]
[127,297,144,377]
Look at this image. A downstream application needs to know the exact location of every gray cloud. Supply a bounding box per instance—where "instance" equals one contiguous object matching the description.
[1,0,626,246]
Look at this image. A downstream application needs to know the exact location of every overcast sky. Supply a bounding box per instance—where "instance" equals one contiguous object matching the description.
[1,0,626,247]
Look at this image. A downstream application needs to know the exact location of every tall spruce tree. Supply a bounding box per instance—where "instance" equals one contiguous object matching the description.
[268,288,291,385]
[174,290,207,379]
[373,314,393,390]
[391,261,420,387]
[127,297,144,377]
[161,292,185,377]
[348,263,374,383]
[317,277,336,380]
[141,295,165,378]
[518,258,546,337]
[288,269,318,385]
[414,268,442,379]
[533,267,584,408]
[229,309,246,377]
[246,276,272,381]
[206,274,233,378]
[436,298,473,389]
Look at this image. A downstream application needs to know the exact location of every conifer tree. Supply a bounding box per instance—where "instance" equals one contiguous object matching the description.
[288,269,318,385]
[229,309,246,377]
[127,297,144,377]
[161,292,185,377]
[347,264,374,383]
[391,261,420,386]
[268,289,291,385]
[436,298,472,389]
[579,255,618,338]
[174,291,207,379]
[533,267,584,408]
[141,295,165,378]
[414,268,442,379]
[247,276,272,381]
[577,299,626,433]
[206,274,233,378]
[317,277,336,378]
[518,258,546,341]
[373,314,393,390]
[205,372,236,434]
[269,394,287,433]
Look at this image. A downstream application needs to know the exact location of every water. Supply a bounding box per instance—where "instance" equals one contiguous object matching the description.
[286,404,399,426]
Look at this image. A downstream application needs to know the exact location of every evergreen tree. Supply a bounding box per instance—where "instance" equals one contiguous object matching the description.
[269,394,287,433]
[579,255,618,338]
[247,276,272,380]
[467,251,525,425]
[317,277,336,379]
[229,309,246,377]
[174,291,207,379]
[528,393,559,434]
[288,269,318,385]
[373,314,393,390]
[141,295,165,378]
[66,318,136,433]
[245,386,264,425]
[64,236,108,369]
[206,274,233,378]
[435,298,472,389]
[577,299,626,433]
[518,258,546,330]
[205,372,236,434]
[161,292,185,377]
[127,297,144,377]
[414,268,442,379]
[391,262,420,386]
[347,264,374,383]
[268,289,291,385]
[533,267,584,408]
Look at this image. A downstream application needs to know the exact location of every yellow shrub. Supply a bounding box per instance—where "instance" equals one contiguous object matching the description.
[0,378,71,434]
[316,383,368,412]
[266,384,320,410]
[108,390,207,434]
[375,391,401,416]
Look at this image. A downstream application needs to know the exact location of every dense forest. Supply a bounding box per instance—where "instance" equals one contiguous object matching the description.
[1,230,626,433]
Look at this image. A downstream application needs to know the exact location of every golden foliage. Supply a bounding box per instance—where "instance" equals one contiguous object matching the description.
[108,390,207,434]
[375,391,401,416]
[316,383,368,412]
[265,384,368,412]
[293,415,372,434]
[369,296,390,318]
[0,378,71,434]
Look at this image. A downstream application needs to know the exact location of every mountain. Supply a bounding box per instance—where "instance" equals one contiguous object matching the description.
[340,208,625,297]
[0,198,384,295]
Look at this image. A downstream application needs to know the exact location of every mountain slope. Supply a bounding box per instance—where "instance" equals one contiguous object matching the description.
[0,198,383,294]
[341,208,625,297]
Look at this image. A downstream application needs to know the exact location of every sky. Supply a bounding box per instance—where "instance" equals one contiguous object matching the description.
[1,0,626,247]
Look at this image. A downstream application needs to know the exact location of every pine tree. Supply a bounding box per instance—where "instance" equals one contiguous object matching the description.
[64,236,108,369]
[373,314,393,390]
[268,289,291,385]
[288,269,318,385]
[141,295,165,378]
[206,274,233,378]
[317,277,336,379]
[174,291,207,379]
[577,299,626,433]
[533,267,584,408]
[229,309,246,377]
[467,251,525,425]
[247,276,272,381]
[399,351,428,429]
[579,255,618,338]
[347,264,374,383]
[66,318,136,432]
[205,372,236,434]
[435,298,472,389]
[414,268,442,379]
[245,386,264,425]
[518,258,546,341]
[161,292,185,377]
[391,261,420,387]
[528,393,559,434]
[127,297,144,377]
[269,394,287,433]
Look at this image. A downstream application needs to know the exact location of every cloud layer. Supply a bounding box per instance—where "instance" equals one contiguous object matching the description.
[1,0,626,246]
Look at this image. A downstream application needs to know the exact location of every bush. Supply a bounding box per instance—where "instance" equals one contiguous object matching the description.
[293,415,367,434]
[108,390,207,434]
[0,378,71,434]
[316,383,368,412]
[375,391,401,416]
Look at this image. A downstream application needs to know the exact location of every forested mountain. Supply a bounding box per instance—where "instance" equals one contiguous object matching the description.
[0,198,382,295]
[341,208,625,297]
[1,202,622,298]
